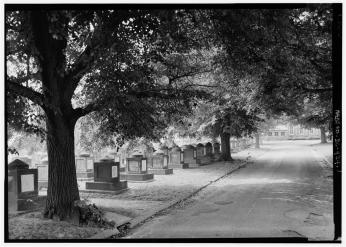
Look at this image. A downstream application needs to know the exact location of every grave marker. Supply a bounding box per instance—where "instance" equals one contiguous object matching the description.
[181,145,200,167]
[75,153,94,180]
[168,146,188,169]
[85,158,127,192]
[8,159,38,212]
[149,149,173,175]
[37,157,48,189]
[120,150,154,182]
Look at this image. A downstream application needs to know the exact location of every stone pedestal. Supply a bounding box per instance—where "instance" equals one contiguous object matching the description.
[181,145,200,167]
[120,151,154,182]
[75,153,94,181]
[85,158,127,192]
[169,146,188,169]
[37,157,48,190]
[149,150,173,175]
[8,159,38,212]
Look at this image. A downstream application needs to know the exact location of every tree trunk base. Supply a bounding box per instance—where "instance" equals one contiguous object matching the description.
[219,155,233,162]
[43,204,80,225]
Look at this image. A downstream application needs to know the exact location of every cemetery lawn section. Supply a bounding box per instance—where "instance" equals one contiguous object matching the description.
[9,211,102,239]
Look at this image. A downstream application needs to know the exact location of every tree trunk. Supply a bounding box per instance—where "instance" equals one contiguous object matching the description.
[220,132,232,161]
[44,112,80,221]
[320,126,327,143]
[255,133,260,149]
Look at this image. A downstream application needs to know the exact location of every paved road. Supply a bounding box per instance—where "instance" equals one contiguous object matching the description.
[125,140,334,240]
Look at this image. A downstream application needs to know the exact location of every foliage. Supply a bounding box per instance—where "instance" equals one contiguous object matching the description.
[74,200,115,229]
[209,6,332,122]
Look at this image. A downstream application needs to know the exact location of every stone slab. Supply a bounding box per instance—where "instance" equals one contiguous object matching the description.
[80,188,129,195]
[169,163,189,169]
[148,168,173,175]
[120,173,154,182]
[188,161,201,168]
[85,180,128,191]
[76,171,94,178]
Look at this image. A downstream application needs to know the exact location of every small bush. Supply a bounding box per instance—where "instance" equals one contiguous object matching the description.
[74,200,115,229]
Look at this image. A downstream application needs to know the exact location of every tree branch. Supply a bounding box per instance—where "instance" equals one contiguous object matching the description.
[8,72,41,85]
[7,79,46,108]
[73,102,100,120]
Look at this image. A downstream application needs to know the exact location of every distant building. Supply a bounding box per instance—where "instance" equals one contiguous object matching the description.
[264,123,320,141]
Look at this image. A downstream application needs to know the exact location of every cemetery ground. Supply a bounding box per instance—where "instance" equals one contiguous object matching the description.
[8,144,267,239]
[125,140,334,240]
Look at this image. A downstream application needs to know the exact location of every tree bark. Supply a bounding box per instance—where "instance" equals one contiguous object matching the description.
[220,132,232,161]
[320,126,327,143]
[255,133,260,149]
[43,111,80,221]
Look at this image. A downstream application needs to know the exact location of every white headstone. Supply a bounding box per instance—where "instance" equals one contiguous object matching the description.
[21,174,34,192]
[111,166,118,178]
[141,159,147,172]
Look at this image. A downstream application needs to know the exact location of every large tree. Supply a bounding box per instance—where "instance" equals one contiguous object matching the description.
[6,8,208,220]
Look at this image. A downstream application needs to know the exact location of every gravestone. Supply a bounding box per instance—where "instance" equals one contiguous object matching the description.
[212,142,221,161]
[160,145,169,164]
[75,153,94,180]
[196,143,205,159]
[230,140,236,150]
[213,142,220,154]
[37,157,48,190]
[109,152,124,172]
[120,150,154,182]
[240,139,246,149]
[205,142,213,156]
[8,159,38,212]
[181,145,199,167]
[16,156,32,167]
[197,143,212,165]
[85,158,127,192]
[168,146,188,169]
[149,149,173,175]
[145,147,155,170]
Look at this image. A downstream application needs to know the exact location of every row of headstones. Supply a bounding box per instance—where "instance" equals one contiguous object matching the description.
[14,138,253,189]
[8,138,253,211]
